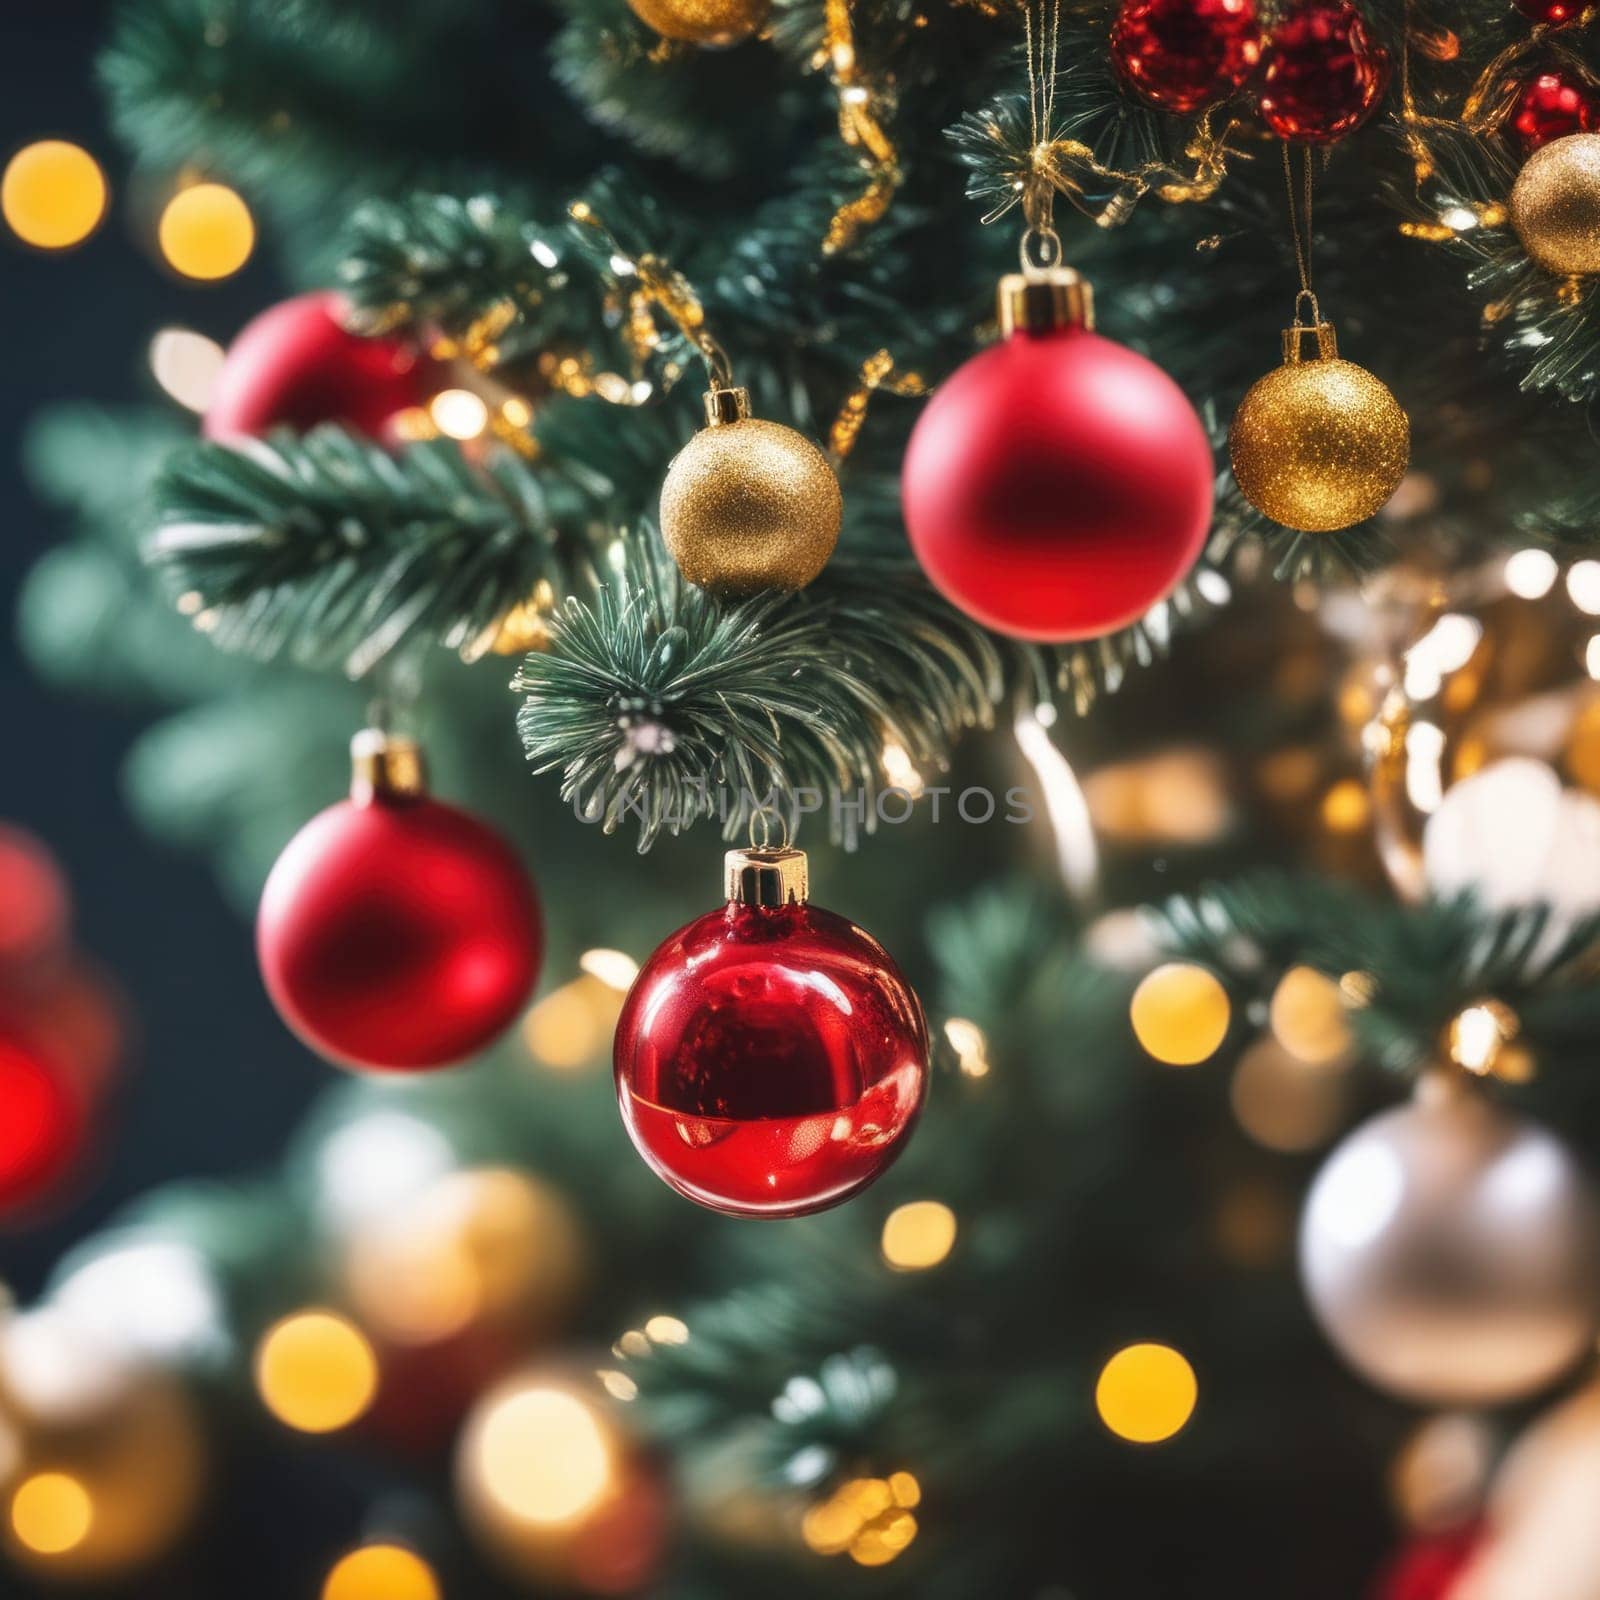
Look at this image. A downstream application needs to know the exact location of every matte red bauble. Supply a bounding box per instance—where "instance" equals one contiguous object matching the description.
[1258,1,1390,144]
[257,731,542,1072]
[614,846,928,1217]
[901,267,1213,642]
[0,1034,87,1214]
[1110,0,1263,115]
[204,291,430,441]
[1512,71,1597,153]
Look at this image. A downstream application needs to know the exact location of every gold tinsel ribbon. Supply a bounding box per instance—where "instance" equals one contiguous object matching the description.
[821,0,902,255]
[828,349,927,462]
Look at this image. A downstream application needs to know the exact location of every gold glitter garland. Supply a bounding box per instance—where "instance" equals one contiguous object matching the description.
[828,349,927,462]
[819,0,902,255]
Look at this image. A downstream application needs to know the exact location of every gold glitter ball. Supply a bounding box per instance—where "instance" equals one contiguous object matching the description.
[1229,346,1409,534]
[1511,131,1600,277]
[625,0,769,46]
[660,413,842,594]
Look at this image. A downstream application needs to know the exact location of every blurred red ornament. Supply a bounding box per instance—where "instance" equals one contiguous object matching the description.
[257,731,542,1072]
[615,845,928,1217]
[0,824,70,971]
[1110,0,1263,115]
[1516,0,1583,23]
[203,291,431,441]
[0,961,125,1107]
[901,270,1213,642]
[1258,1,1390,144]
[0,1035,88,1215]
[1512,71,1597,152]
[1371,1523,1483,1600]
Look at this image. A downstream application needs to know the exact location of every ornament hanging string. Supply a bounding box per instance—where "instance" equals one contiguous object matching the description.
[1282,142,1325,332]
[1020,0,1066,269]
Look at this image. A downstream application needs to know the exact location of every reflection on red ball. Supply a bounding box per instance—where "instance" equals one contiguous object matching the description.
[1258,0,1390,144]
[902,325,1213,642]
[1512,71,1597,152]
[1110,0,1263,115]
[0,1035,87,1215]
[257,794,542,1072]
[615,901,928,1216]
[204,291,431,441]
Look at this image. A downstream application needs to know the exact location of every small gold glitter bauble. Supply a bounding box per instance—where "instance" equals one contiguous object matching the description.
[625,0,769,46]
[1229,322,1409,533]
[1510,130,1600,277]
[660,388,842,594]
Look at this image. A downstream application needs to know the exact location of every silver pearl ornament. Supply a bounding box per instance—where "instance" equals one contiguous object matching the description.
[1300,1074,1600,1406]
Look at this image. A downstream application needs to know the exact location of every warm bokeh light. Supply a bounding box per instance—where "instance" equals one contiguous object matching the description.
[1569,560,1600,616]
[254,1310,378,1433]
[10,1473,93,1556]
[475,1385,613,1525]
[942,1016,990,1078]
[643,1315,688,1346]
[429,388,490,440]
[1320,777,1371,834]
[3,141,106,249]
[1268,965,1352,1066]
[158,181,255,280]
[579,948,639,990]
[1230,1038,1347,1153]
[881,1201,957,1271]
[802,1472,920,1566]
[1447,1000,1521,1077]
[149,327,226,412]
[523,975,625,1070]
[1095,1343,1198,1444]
[1130,964,1230,1066]
[323,1544,441,1600]
[1504,547,1558,600]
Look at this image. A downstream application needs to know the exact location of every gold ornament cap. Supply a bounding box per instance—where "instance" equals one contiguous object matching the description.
[724,846,809,908]
[1282,321,1339,363]
[703,385,752,426]
[998,266,1095,337]
[350,728,427,804]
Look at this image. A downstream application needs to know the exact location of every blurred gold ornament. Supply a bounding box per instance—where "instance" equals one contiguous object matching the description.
[342,1167,585,1348]
[1229,320,1409,533]
[457,1368,667,1593]
[1130,963,1231,1067]
[660,387,841,594]
[625,0,769,46]
[1299,1072,1600,1406]
[1510,132,1600,278]
[0,1315,205,1580]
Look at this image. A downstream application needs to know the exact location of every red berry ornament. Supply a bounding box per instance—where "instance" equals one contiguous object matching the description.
[901,266,1213,642]
[1258,1,1390,144]
[1512,71,1597,152]
[1110,0,1263,115]
[0,1034,87,1215]
[204,291,431,442]
[258,731,542,1072]
[615,846,928,1217]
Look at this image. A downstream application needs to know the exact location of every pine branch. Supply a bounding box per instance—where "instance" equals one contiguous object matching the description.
[145,428,606,676]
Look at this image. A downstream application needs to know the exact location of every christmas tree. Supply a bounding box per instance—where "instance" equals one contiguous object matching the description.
[10,2,1600,1596]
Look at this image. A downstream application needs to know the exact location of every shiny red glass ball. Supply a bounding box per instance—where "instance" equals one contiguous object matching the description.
[901,326,1213,642]
[204,291,431,441]
[1110,0,1263,115]
[1512,70,1597,152]
[0,1035,86,1214]
[614,901,929,1217]
[1516,0,1583,23]
[1257,1,1390,144]
[257,793,542,1072]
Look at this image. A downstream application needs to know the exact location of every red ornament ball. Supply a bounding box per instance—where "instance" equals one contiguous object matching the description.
[1258,0,1390,144]
[1512,71,1597,152]
[1370,1524,1483,1600]
[257,740,542,1072]
[1110,0,1263,115]
[614,850,928,1217]
[204,291,431,442]
[0,1034,87,1215]
[901,298,1213,642]
[1516,0,1583,23]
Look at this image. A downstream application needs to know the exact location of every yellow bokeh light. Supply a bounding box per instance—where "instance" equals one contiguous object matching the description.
[255,1310,378,1434]
[158,181,255,280]
[523,975,623,1070]
[1268,965,1352,1067]
[3,141,106,249]
[1130,964,1230,1066]
[1320,777,1371,834]
[802,1472,920,1566]
[579,948,639,991]
[881,1201,957,1272]
[429,388,490,440]
[1096,1343,1198,1445]
[477,1386,612,1526]
[323,1544,441,1600]
[643,1314,689,1346]
[10,1473,93,1556]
